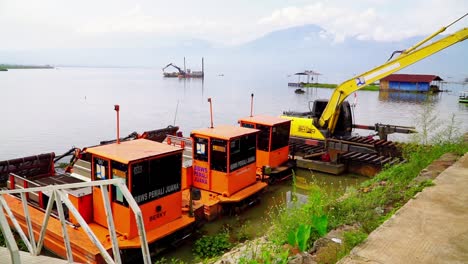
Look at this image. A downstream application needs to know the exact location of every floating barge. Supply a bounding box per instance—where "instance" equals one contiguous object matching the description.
[288,135,405,177]
[162,57,204,79]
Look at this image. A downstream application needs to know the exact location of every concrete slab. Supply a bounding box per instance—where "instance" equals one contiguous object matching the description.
[0,247,67,264]
[339,153,468,264]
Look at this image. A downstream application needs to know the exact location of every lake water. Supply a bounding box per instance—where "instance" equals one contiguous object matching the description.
[1,67,467,160]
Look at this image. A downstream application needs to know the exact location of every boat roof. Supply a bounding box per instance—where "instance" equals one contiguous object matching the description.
[238,115,291,126]
[86,139,182,164]
[191,125,259,140]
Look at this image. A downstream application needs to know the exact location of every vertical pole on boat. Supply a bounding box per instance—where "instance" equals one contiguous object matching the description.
[189,187,194,217]
[202,57,204,77]
[115,105,120,144]
[208,98,214,128]
[184,57,186,75]
[250,93,254,117]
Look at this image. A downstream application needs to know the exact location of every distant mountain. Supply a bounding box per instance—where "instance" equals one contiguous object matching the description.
[228,24,468,82]
[1,24,466,82]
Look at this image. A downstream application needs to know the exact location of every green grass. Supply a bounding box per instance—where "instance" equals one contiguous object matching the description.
[302,83,380,91]
[0,64,53,69]
[258,137,467,262]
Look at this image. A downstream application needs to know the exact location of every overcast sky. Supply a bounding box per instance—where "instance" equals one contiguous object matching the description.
[0,0,467,50]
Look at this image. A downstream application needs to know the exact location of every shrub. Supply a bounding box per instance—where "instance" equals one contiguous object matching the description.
[193,232,232,258]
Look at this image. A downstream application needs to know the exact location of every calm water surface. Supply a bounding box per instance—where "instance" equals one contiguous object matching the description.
[1,67,467,262]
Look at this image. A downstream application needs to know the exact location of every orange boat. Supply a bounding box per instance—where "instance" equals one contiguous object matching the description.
[1,138,195,263]
[178,124,268,221]
[238,114,295,183]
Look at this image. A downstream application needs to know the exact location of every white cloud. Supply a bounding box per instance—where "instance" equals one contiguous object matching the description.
[257,1,468,43]
[0,0,466,50]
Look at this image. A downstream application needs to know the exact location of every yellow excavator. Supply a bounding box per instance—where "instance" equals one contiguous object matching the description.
[282,14,468,141]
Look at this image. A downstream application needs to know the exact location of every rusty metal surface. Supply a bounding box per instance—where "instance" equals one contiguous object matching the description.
[0,153,55,183]
[289,136,405,176]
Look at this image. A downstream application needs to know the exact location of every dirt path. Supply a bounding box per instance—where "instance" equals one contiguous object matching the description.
[338,153,468,264]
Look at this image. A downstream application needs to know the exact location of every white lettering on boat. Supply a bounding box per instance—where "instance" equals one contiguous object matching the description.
[133,183,180,203]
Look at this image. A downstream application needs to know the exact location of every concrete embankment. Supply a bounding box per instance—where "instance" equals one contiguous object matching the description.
[339,152,468,264]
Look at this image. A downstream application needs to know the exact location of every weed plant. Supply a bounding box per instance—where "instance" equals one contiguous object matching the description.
[193,231,232,259]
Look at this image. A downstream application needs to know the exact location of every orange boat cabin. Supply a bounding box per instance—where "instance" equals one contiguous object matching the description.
[2,138,195,263]
[187,125,268,220]
[238,115,295,183]
[86,139,195,241]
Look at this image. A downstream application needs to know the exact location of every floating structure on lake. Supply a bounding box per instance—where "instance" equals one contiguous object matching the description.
[288,70,321,87]
[162,57,204,78]
[380,74,443,93]
[459,91,468,103]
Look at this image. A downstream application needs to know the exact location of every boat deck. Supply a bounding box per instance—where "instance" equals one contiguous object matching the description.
[29,173,85,186]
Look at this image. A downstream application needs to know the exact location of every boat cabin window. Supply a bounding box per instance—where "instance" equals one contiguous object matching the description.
[257,124,271,151]
[194,137,208,162]
[111,161,128,205]
[93,157,109,181]
[211,139,227,172]
[271,122,290,151]
[229,134,256,172]
[131,153,182,205]
[241,123,255,129]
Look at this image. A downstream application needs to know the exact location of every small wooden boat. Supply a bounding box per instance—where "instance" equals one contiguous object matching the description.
[295,88,305,94]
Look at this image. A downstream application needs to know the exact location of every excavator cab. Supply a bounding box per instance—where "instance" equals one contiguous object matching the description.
[283,100,353,139]
[312,100,353,138]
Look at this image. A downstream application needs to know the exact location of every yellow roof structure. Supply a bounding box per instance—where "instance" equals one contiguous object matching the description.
[86,139,182,164]
[238,115,291,126]
[191,125,259,140]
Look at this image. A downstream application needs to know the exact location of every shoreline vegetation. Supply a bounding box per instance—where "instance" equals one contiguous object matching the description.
[0,64,54,71]
[186,138,467,264]
[182,107,467,263]
[301,82,380,91]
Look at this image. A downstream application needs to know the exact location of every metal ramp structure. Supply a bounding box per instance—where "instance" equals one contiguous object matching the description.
[0,179,151,264]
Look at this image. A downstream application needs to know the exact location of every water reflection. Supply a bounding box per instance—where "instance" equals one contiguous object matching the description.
[378,91,440,103]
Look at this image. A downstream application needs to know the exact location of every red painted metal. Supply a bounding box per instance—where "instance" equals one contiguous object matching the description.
[114,105,120,144]
[381,74,442,83]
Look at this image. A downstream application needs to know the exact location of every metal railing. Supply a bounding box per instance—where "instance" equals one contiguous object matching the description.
[0,179,151,264]
[166,134,193,149]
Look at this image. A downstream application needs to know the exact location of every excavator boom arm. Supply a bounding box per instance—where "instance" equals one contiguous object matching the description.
[162,63,184,73]
[319,27,468,133]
